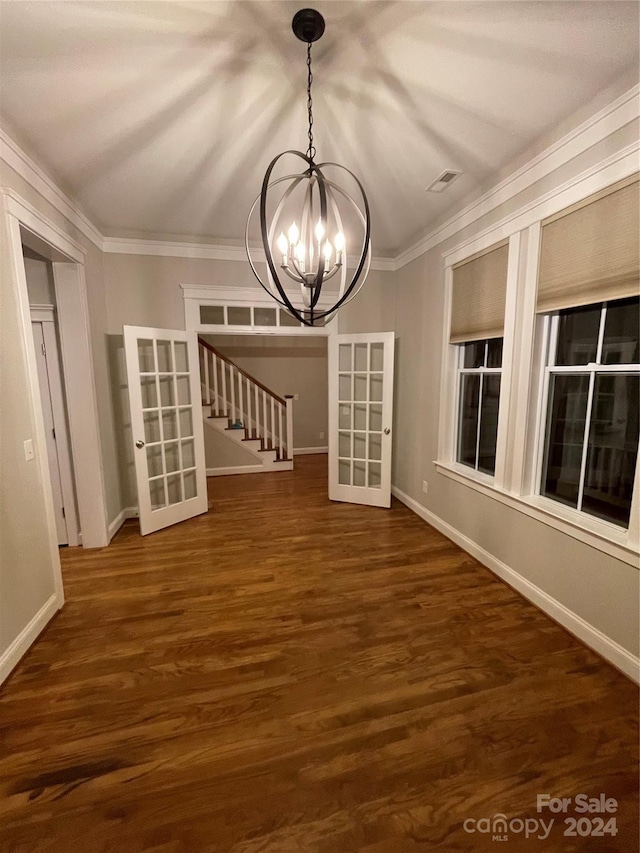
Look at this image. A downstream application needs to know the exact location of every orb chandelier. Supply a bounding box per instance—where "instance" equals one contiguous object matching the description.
[246,8,371,327]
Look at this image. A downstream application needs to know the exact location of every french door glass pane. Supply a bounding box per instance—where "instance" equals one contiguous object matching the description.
[354,403,367,430]
[149,478,166,510]
[555,303,601,366]
[162,409,178,440]
[478,374,501,475]
[602,297,640,365]
[140,377,157,409]
[179,408,193,437]
[354,343,368,371]
[147,446,164,478]
[458,374,480,467]
[138,339,155,372]
[174,341,188,372]
[370,343,384,372]
[338,459,351,485]
[156,340,173,372]
[339,344,352,371]
[582,374,639,527]
[542,374,589,507]
[369,404,382,432]
[339,404,351,429]
[144,411,160,443]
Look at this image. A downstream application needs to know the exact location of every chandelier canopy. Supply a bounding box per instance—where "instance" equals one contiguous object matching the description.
[246,8,371,327]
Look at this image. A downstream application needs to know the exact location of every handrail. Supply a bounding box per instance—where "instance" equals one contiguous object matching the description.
[198,336,286,406]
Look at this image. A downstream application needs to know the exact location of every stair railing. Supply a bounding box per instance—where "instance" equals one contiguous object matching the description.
[198,337,294,461]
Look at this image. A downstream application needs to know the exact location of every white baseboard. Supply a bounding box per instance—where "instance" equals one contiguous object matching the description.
[207,465,264,476]
[108,506,138,541]
[391,485,640,684]
[0,594,60,685]
[293,446,328,455]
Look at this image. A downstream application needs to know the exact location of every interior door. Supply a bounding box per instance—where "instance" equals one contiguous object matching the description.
[124,326,208,536]
[32,321,68,544]
[329,332,395,507]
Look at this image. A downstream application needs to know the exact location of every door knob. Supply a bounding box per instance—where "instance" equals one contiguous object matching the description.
[384,428,391,435]
[135,439,145,448]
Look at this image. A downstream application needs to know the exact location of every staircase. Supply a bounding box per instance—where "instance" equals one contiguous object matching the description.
[199,337,294,472]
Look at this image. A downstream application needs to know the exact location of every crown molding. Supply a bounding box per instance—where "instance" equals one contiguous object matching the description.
[0,127,104,250]
[101,236,397,271]
[394,83,640,270]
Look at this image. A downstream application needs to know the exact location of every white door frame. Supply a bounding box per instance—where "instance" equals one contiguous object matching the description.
[3,188,109,548]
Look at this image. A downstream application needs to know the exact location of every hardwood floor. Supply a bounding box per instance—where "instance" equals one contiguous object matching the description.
[1,456,638,852]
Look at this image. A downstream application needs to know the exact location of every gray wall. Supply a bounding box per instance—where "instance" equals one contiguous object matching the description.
[0,159,121,680]
[385,118,640,659]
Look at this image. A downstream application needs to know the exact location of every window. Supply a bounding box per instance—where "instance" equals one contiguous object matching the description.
[456,337,503,475]
[540,296,640,527]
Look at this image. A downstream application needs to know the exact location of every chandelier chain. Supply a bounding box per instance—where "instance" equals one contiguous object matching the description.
[306,42,315,162]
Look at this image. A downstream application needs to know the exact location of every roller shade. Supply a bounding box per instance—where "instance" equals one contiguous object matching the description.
[537,174,639,313]
[450,242,509,343]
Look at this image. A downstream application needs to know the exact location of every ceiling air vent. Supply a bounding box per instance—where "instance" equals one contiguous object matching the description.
[426,170,462,193]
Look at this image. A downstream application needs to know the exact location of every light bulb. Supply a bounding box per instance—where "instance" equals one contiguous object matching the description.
[323,240,332,261]
[294,242,305,263]
[334,231,345,252]
[288,222,299,245]
[277,232,288,255]
[315,219,325,243]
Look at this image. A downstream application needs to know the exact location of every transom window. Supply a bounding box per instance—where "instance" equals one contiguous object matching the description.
[457,337,503,475]
[540,296,640,527]
[198,303,326,330]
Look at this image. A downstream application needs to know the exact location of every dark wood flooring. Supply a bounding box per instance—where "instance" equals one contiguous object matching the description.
[1,456,638,852]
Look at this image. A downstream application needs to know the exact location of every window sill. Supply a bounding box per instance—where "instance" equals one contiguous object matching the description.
[434,461,639,568]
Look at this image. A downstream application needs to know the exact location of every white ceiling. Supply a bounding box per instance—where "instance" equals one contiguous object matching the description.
[1,1,638,255]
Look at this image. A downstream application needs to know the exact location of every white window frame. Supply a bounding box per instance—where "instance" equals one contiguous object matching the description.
[435,152,640,567]
[182,284,338,337]
[454,338,503,481]
[532,303,640,528]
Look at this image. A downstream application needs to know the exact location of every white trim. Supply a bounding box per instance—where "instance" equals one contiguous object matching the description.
[3,188,86,262]
[107,506,138,541]
[29,303,55,323]
[397,85,640,269]
[434,461,638,567]
[4,189,109,548]
[391,485,640,683]
[0,130,103,249]
[0,594,61,685]
[105,237,396,271]
[206,465,265,476]
[293,446,328,455]
[443,143,639,266]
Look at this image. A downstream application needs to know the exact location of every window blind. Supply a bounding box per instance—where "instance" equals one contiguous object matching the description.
[537,174,639,313]
[450,242,509,343]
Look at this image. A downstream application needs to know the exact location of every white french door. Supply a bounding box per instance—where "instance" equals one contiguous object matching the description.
[328,332,395,508]
[124,326,208,536]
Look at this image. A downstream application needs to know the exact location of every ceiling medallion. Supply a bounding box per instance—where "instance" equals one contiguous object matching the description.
[246,8,371,327]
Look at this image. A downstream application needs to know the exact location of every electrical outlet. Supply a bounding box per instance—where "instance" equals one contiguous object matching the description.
[294,393,299,401]
[24,439,35,461]
[422,480,428,495]
[319,431,325,440]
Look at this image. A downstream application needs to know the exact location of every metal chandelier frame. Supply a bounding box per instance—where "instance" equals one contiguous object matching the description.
[245,8,372,327]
